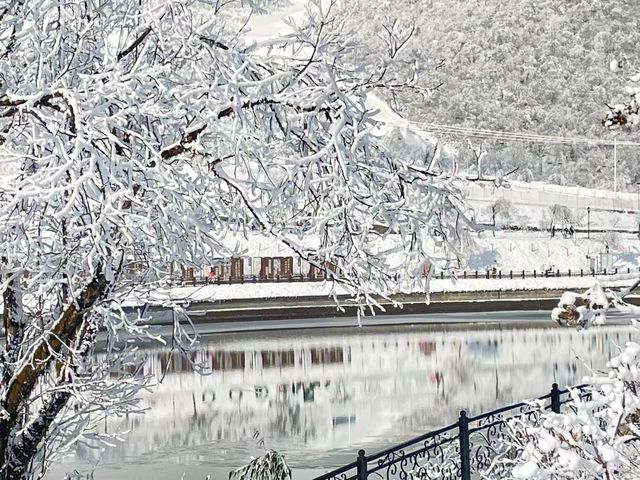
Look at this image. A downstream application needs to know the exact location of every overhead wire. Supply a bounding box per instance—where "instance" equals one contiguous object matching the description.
[376,118,640,147]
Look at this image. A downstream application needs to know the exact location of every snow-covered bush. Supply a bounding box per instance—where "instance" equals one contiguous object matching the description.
[551,279,640,330]
[598,231,623,252]
[604,73,640,129]
[492,198,517,225]
[489,281,640,479]
[487,341,640,479]
[550,204,574,226]
[229,450,292,480]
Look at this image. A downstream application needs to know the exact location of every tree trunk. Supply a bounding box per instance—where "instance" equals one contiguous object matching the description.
[0,272,108,479]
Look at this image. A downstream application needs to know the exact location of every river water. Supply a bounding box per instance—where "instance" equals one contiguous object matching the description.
[48,319,637,480]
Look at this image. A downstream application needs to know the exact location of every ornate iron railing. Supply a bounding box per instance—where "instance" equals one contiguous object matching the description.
[312,383,589,480]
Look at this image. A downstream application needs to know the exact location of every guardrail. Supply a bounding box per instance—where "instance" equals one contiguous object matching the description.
[312,383,589,480]
[174,267,640,286]
[436,265,638,281]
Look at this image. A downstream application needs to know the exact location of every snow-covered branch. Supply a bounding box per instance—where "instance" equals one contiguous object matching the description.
[552,279,640,329]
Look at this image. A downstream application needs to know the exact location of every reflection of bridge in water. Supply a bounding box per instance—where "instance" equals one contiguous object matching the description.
[78,323,635,474]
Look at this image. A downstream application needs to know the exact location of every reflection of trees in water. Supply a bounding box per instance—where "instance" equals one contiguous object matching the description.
[268,382,324,441]
[271,399,303,438]
[76,326,638,468]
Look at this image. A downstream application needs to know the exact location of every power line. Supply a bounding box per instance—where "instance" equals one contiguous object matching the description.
[377,118,640,147]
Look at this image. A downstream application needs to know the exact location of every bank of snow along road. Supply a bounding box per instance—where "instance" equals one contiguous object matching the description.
[126,273,640,326]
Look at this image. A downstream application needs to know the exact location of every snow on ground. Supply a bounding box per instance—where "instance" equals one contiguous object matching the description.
[125,273,638,305]
[464,231,640,272]
[199,228,639,276]
[468,180,640,215]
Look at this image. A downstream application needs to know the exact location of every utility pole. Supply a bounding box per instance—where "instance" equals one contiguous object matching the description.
[587,206,591,239]
[614,137,617,193]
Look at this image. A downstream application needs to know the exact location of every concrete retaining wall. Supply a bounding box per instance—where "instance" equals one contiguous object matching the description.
[137,288,640,324]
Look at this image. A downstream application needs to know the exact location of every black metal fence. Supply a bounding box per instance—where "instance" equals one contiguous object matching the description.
[174,266,640,286]
[312,383,589,480]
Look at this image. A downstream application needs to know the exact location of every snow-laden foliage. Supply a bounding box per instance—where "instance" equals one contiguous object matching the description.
[551,280,640,330]
[605,73,640,129]
[485,341,640,479]
[229,450,291,480]
[0,0,469,478]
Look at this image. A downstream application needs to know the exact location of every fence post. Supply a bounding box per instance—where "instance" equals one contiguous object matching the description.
[522,270,525,279]
[509,270,513,279]
[475,270,478,279]
[533,270,536,278]
[459,410,471,480]
[568,269,571,277]
[551,383,561,414]
[357,450,367,480]
[604,268,607,275]
[464,271,467,279]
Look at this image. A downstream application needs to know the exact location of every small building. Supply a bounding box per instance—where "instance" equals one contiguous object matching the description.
[206,257,245,281]
[259,256,294,279]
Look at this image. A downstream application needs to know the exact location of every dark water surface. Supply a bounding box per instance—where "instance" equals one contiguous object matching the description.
[48,318,637,479]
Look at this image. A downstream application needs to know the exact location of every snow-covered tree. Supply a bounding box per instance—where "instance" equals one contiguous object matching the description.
[0,0,468,478]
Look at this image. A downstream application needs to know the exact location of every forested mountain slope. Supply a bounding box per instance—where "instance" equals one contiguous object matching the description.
[345,0,640,190]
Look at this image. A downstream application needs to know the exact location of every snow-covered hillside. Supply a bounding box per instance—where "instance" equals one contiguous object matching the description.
[345,0,640,191]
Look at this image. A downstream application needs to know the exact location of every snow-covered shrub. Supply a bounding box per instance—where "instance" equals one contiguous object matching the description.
[492,198,517,225]
[550,204,574,226]
[551,282,613,329]
[486,341,640,479]
[229,450,292,480]
[604,73,640,129]
[598,232,623,252]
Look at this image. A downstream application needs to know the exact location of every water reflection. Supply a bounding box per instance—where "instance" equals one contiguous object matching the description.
[70,323,636,476]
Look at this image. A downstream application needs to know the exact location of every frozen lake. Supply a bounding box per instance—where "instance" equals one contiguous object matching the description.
[49,316,637,480]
